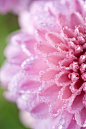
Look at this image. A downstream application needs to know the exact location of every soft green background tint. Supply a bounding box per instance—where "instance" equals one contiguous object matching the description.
[0,14,29,129]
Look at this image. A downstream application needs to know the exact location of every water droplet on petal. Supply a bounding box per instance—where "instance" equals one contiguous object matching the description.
[59,119,65,125]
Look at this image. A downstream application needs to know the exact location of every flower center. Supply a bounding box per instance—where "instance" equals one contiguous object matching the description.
[65,25,86,83]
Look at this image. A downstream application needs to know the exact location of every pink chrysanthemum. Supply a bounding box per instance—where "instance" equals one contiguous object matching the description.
[1,0,86,128]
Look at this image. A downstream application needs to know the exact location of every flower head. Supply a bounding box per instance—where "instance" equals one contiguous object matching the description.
[1,0,86,128]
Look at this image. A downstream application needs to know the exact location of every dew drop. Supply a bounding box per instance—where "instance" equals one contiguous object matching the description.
[59,119,65,125]
[73,116,75,120]
[58,125,63,129]
[83,121,86,127]
[52,126,55,129]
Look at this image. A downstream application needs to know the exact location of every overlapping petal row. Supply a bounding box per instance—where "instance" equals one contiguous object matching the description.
[1,0,86,129]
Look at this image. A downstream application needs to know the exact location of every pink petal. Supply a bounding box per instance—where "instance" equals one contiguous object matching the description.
[4,42,28,65]
[20,111,35,128]
[17,93,49,118]
[36,41,56,54]
[70,12,84,29]
[22,56,47,76]
[31,102,49,118]
[71,80,83,92]
[19,11,34,34]
[60,58,73,68]
[50,110,73,129]
[4,91,18,102]
[70,91,84,113]
[67,118,81,129]
[8,72,41,95]
[56,43,68,52]
[47,32,65,45]
[75,107,86,127]
[49,99,65,116]
[46,52,66,67]
[21,35,37,56]
[38,81,61,103]
[8,50,28,65]
[40,69,58,81]
[58,13,66,27]
[55,71,71,86]
[63,27,74,38]
[60,85,72,100]
[0,63,20,87]
[74,0,84,14]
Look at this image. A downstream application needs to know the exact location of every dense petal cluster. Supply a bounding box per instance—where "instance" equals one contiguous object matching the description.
[1,0,86,129]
